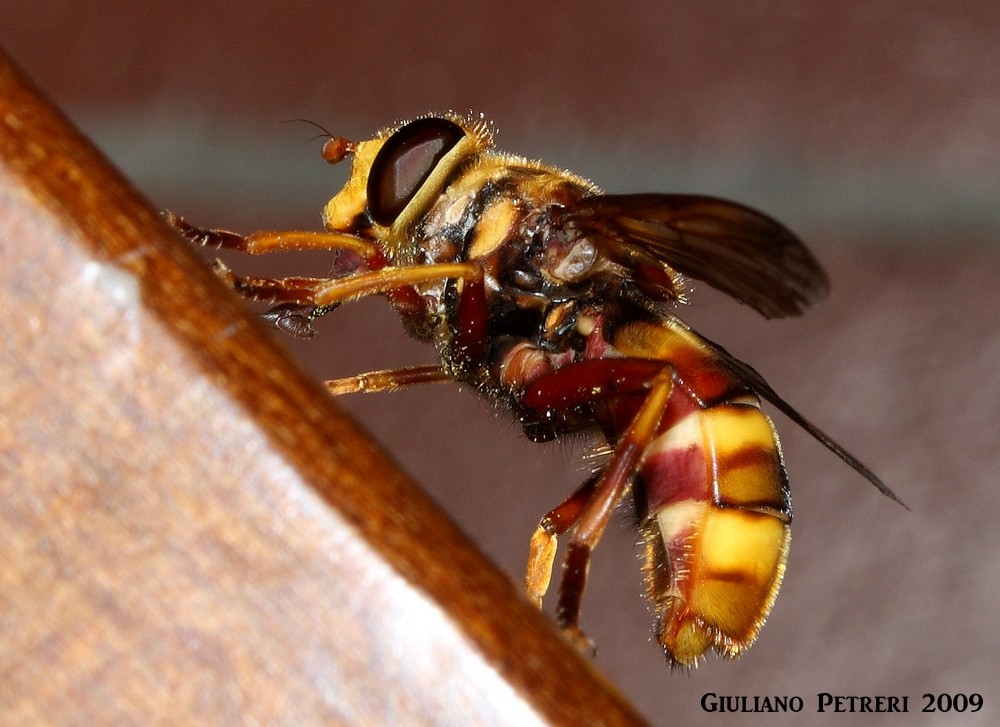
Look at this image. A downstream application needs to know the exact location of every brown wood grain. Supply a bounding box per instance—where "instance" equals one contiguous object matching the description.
[0,49,649,726]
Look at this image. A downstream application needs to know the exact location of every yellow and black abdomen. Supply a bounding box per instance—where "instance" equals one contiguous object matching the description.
[611,318,792,666]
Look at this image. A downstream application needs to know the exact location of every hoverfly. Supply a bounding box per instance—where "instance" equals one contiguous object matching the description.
[166,112,904,667]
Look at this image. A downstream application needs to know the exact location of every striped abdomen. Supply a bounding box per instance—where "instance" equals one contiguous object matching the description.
[610,318,792,666]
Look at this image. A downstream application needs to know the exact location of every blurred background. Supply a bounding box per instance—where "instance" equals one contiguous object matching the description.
[3,2,998,724]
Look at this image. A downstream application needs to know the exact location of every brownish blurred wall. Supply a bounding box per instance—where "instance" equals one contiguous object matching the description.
[2,3,998,724]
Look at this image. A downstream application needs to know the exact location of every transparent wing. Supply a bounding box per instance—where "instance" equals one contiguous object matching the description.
[663,312,907,508]
[556,193,830,319]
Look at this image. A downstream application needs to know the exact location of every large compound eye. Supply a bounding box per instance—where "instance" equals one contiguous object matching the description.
[367,117,466,226]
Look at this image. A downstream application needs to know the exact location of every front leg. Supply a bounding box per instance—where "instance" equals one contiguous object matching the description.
[163,210,382,259]
[201,260,340,337]
[260,303,338,339]
[207,262,483,337]
[165,213,471,324]
[211,259,334,305]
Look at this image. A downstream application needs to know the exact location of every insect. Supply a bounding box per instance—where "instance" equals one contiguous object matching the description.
[166,112,904,667]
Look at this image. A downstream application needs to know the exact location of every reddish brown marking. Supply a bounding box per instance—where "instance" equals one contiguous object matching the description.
[450,268,488,371]
[611,320,745,404]
[643,445,710,510]
[522,358,667,411]
[671,357,741,404]
[719,443,772,467]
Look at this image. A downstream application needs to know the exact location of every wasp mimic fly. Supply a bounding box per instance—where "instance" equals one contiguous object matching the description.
[166,112,904,667]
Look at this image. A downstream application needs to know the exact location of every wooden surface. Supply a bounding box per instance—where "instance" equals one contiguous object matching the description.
[4,7,1000,724]
[0,50,648,726]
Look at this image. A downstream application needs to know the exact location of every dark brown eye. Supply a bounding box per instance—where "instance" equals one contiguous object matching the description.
[367,117,466,226]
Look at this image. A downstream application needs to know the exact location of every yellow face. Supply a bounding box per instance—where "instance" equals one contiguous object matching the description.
[321,114,496,261]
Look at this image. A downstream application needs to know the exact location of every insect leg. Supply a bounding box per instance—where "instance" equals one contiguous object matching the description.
[321,267,485,394]
[212,259,484,386]
[211,259,482,336]
[164,211,382,258]
[554,371,674,650]
[311,262,481,307]
[208,261,344,338]
[211,260,332,305]
[525,474,600,607]
[520,359,675,649]
[325,365,452,395]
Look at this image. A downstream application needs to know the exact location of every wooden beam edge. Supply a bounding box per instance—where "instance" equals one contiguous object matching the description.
[0,48,649,726]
